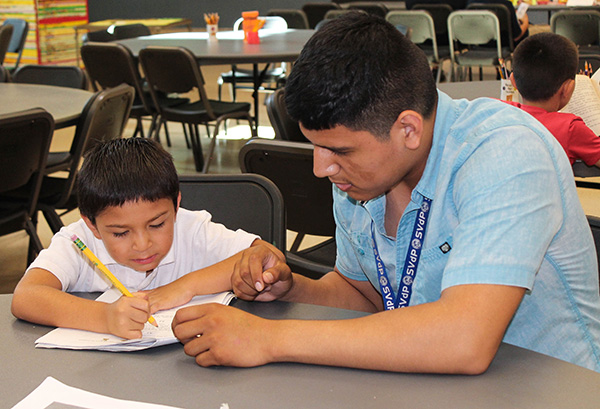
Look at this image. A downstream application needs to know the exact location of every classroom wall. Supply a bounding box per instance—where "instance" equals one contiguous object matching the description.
[88,0,307,28]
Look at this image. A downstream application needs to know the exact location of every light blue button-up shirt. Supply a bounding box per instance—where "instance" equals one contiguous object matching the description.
[334,91,600,371]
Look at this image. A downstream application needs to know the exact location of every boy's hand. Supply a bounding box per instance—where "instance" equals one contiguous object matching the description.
[104,295,151,339]
[232,244,293,302]
[172,303,274,367]
[144,283,194,314]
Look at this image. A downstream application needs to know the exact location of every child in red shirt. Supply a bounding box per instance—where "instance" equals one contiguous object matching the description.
[507,32,600,167]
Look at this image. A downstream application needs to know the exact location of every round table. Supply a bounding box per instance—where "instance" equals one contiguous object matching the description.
[0,83,94,128]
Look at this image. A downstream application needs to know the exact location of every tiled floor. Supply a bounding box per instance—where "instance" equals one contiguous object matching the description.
[2,64,600,294]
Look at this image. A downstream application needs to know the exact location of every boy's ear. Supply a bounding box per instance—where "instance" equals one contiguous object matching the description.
[174,192,181,219]
[509,72,518,90]
[82,215,102,240]
[391,110,425,151]
[560,78,576,99]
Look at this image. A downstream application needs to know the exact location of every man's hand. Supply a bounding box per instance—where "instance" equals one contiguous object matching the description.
[172,303,274,367]
[104,295,151,339]
[232,244,293,302]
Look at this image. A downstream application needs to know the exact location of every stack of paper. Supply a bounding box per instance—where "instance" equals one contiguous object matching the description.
[35,289,235,352]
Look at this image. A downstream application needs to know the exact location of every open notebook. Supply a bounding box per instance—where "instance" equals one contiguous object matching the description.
[35,288,235,352]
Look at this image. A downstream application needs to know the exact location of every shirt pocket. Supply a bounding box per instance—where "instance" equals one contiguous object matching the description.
[411,234,454,305]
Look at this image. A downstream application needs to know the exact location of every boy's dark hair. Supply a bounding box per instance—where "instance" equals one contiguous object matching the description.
[76,138,179,224]
[512,32,578,102]
[285,12,437,139]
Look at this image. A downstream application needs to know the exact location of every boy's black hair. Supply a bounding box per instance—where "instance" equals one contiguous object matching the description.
[76,138,179,224]
[512,32,578,102]
[285,12,437,139]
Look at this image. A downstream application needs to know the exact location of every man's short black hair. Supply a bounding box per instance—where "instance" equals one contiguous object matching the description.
[76,138,179,224]
[285,12,438,138]
[512,32,578,102]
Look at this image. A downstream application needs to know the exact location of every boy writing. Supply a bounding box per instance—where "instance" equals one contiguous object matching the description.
[11,138,279,339]
[508,32,600,167]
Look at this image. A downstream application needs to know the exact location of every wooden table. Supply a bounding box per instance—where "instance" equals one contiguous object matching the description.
[2,293,600,409]
[0,83,94,128]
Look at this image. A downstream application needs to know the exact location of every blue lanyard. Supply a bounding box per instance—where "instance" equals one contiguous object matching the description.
[371,197,432,310]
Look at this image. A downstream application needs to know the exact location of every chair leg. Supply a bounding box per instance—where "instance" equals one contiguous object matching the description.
[40,206,65,235]
[188,123,205,172]
[25,219,44,265]
[202,120,223,174]
[132,117,145,138]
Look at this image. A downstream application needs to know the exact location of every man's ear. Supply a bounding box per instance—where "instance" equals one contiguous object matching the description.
[391,110,424,150]
[82,215,102,240]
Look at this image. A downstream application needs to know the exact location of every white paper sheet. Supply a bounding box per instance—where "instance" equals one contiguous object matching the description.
[12,377,183,409]
[35,289,235,352]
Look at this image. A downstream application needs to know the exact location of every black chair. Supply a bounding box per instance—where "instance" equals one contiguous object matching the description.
[1,18,28,70]
[217,16,288,103]
[586,215,600,293]
[240,139,336,278]
[267,9,310,29]
[266,88,308,142]
[0,108,53,263]
[12,65,88,90]
[36,84,134,233]
[139,46,256,173]
[347,2,389,18]
[179,174,286,252]
[81,42,184,141]
[0,23,13,65]
[83,29,114,43]
[112,23,152,40]
[0,64,10,82]
[302,2,342,29]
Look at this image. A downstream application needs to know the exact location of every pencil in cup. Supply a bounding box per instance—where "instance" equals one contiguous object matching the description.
[70,234,158,327]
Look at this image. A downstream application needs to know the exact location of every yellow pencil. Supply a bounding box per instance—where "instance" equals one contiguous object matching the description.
[71,234,158,327]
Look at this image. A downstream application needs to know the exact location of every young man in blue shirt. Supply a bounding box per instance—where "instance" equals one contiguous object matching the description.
[168,13,600,373]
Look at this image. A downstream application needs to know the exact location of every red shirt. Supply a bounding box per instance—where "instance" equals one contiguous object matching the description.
[505,101,600,166]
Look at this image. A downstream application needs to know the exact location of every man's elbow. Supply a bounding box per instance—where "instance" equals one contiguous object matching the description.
[449,340,499,375]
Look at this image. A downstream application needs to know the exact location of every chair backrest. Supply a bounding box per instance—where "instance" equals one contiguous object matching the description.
[266,88,308,142]
[302,2,342,29]
[179,174,286,251]
[448,10,502,57]
[2,18,28,68]
[267,9,310,29]
[586,215,600,292]
[84,29,115,43]
[81,42,150,110]
[412,3,453,45]
[233,16,288,31]
[51,84,134,208]
[112,23,151,40]
[386,10,438,59]
[551,10,600,47]
[139,46,215,118]
[12,65,88,89]
[0,108,53,217]
[0,23,13,65]
[239,139,336,238]
[467,3,514,51]
[347,2,389,18]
